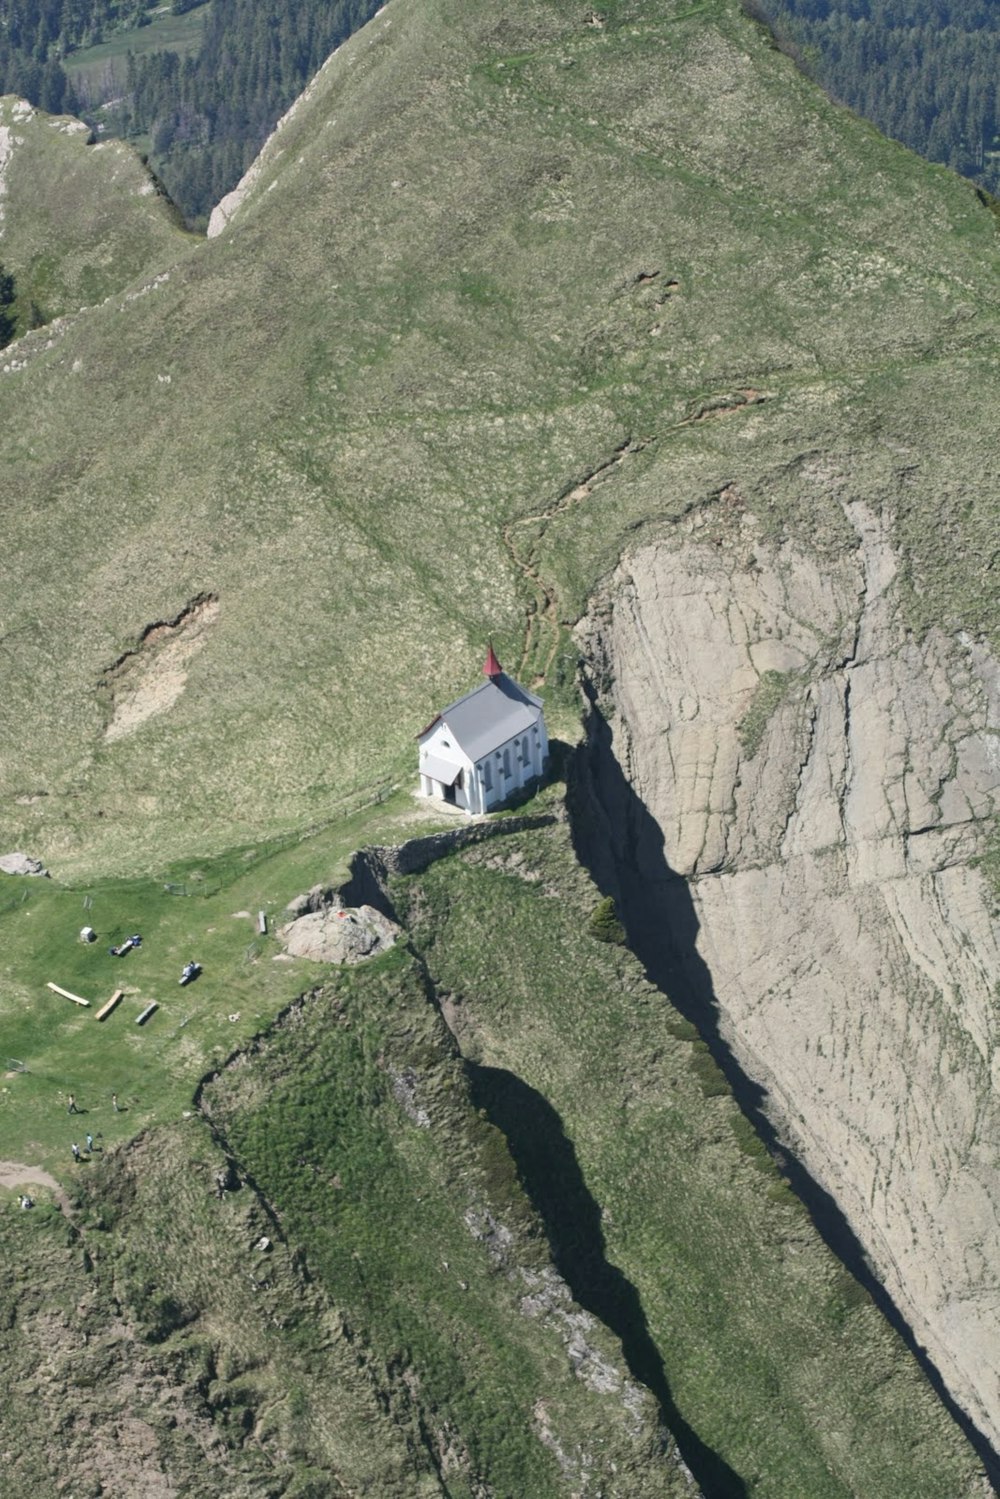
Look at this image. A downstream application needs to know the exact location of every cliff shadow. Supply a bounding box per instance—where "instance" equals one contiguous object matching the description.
[467,1060,748,1499]
[567,685,1000,1490]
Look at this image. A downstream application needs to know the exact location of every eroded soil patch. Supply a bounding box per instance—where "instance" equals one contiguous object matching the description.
[0,1160,70,1212]
[101,593,220,742]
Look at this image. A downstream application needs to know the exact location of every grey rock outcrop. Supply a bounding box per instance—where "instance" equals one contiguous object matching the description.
[579,501,1000,1451]
[280,898,399,964]
[0,851,48,877]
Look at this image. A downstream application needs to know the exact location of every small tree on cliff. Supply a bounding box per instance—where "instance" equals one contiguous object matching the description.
[0,265,16,349]
[588,896,626,945]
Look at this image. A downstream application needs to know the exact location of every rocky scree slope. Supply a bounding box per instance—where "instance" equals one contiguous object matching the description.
[577,496,1000,1456]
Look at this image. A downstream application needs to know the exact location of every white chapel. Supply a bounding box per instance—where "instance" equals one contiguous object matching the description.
[417,646,549,814]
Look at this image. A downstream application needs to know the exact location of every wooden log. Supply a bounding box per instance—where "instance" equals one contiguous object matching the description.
[95,989,125,1022]
[135,1001,158,1026]
[47,982,90,1007]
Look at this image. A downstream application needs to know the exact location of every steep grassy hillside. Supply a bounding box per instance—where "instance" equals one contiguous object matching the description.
[0,95,193,334]
[0,0,996,879]
[397,822,987,1497]
[0,946,686,1498]
[0,810,988,1496]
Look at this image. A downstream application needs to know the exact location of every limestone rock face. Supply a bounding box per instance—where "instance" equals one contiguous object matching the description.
[280,901,399,964]
[581,501,1000,1450]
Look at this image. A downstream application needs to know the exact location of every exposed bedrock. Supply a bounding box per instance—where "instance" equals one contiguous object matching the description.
[577,500,1000,1458]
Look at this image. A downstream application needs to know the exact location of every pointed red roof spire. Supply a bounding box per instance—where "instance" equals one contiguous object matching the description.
[483,642,502,679]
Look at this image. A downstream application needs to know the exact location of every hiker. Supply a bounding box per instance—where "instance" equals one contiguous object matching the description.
[66,1094,79,1115]
[71,1142,81,1162]
[85,1133,94,1153]
[111,1093,119,1112]
[110,933,142,958]
[180,960,201,986]
[19,1194,33,1210]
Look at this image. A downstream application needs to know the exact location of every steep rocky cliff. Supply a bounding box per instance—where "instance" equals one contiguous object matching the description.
[578,498,1000,1452]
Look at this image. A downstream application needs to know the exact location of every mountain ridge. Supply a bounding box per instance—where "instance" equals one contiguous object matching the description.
[0,0,998,1488]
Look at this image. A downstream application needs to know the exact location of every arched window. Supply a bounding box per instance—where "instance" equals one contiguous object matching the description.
[522,735,530,763]
[502,747,511,778]
[482,760,492,792]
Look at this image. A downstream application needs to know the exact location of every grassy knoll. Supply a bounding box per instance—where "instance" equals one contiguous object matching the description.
[398,824,987,1498]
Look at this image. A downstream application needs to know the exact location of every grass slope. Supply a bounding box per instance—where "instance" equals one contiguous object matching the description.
[203,946,686,1498]
[0,1120,445,1499]
[0,785,457,1170]
[0,0,996,877]
[0,932,687,1497]
[0,96,193,334]
[400,823,987,1497]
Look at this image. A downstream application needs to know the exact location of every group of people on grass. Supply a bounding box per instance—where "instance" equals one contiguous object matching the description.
[64,1092,120,1165]
[54,931,203,1173]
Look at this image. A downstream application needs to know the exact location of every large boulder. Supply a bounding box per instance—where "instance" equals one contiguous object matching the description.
[279,902,399,965]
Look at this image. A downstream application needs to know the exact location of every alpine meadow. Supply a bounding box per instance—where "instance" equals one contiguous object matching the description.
[0,0,998,1495]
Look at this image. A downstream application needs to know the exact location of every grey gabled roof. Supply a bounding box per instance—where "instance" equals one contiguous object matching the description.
[423,672,543,763]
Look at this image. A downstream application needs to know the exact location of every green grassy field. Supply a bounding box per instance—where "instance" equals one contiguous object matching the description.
[0,783,454,1172]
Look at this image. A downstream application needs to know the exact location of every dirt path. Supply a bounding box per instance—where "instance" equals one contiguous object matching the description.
[0,1160,71,1212]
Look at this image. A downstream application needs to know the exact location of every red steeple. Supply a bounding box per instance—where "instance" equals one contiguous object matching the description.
[483,643,502,679]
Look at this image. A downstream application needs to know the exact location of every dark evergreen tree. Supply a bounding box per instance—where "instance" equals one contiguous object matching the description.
[754,0,1000,196]
[116,0,386,225]
[0,264,17,349]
